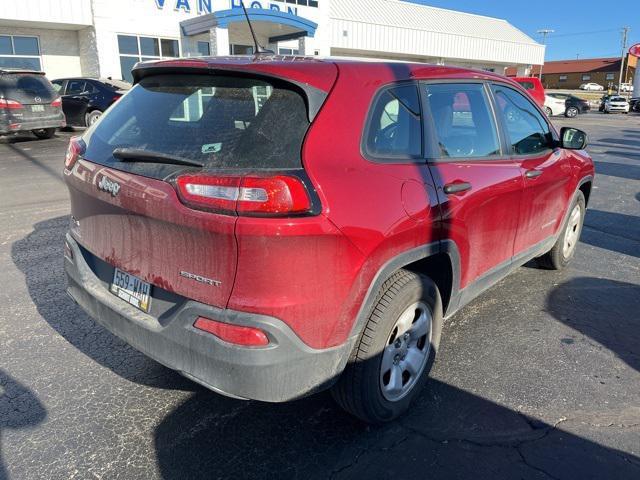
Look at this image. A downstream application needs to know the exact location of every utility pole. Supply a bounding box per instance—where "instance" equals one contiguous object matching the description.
[537,29,554,80]
[618,26,630,94]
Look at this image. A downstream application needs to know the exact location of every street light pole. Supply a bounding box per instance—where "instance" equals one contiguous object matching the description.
[537,29,554,81]
[617,27,630,94]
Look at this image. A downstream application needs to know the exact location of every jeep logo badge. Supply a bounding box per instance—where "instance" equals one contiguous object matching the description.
[97,176,121,197]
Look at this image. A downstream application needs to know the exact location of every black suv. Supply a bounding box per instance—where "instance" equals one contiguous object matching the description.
[0,69,65,139]
[547,93,590,117]
[52,78,130,127]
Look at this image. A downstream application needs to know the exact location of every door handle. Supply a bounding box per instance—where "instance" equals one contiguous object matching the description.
[443,182,472,195]
[525,169,543,179]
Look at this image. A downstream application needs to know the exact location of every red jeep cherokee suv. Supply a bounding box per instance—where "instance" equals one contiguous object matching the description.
[64,57,594,423]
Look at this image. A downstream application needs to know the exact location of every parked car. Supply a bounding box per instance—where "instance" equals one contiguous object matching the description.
[0,69,65,139]
[512,77,545,106]
[63,57,594,423]
[544,94,566,116]
[604,96,630,113]
[579,82,604,91]
[615,83,634,93]
[629,97,640,112]
[52,77,130,127]
[547,93,591,117]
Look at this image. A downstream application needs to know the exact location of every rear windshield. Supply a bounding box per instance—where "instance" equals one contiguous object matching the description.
[610,97,626,102]
[0,73,57,103]
[82,74,310,177]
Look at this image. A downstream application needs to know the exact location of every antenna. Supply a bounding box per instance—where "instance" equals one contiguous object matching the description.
[240,1,274,55]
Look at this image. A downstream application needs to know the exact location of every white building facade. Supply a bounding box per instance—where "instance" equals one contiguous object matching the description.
[0,0,544,82]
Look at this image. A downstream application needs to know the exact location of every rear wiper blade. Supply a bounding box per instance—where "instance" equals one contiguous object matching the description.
[112,148,203,168]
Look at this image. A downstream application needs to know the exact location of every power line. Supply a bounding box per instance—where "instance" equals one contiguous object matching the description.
[542,28,620,39]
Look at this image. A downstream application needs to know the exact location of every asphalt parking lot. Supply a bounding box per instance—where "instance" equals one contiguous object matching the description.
[1,112,639,480]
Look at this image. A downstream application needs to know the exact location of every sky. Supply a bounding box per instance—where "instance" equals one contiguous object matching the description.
[404,0,640,61]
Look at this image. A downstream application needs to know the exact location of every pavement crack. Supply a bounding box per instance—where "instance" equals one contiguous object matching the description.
[328,435,410,479]
[515,445,562,480]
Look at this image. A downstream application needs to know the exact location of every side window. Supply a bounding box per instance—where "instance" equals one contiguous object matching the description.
[51,80,64,93]
[66,80,86,95]
[365,84,422,160]
[492,85,552,155]
[424,83,500,159]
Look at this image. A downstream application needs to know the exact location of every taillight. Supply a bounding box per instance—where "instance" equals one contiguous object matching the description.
[175,174,312,217]
[0,98,23,109]
[112,94,122,102]
[51,97,62,108]
[64,137,84,170]
[194,317,269,347]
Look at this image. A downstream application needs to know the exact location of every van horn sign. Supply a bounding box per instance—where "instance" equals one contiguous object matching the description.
[154,0,302,15]
[630,44,640,58]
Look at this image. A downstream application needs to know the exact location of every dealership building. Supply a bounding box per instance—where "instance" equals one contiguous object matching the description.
[0,0,544,82]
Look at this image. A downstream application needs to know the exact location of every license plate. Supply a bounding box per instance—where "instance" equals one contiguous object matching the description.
[31,105,45,112]
[110,268,152,313]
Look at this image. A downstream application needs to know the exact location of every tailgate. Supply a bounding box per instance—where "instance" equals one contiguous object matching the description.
[65,160,238,309]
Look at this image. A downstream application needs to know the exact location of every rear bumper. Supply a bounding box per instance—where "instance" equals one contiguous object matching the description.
[64,234,353,402]
[0,116,65,134]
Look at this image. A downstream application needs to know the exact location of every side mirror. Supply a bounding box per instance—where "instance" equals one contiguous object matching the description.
[560,127,588,150]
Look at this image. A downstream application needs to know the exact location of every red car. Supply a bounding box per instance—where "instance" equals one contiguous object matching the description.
[64,57,594,423]
[513,77,546,107]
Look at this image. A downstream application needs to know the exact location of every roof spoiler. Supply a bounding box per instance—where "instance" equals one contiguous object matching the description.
[131,61,328,123]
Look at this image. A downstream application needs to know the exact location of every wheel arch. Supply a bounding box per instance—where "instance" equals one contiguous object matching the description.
[348,241,461,341]
[578,177,593,207]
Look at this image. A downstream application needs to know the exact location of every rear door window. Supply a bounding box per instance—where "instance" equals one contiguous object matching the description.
[66,80,87,95]
[424,83,501,159]
[0,73,56,104]
[82,74,311,178]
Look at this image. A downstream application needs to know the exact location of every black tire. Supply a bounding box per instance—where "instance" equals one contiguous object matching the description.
[565,106,579,118]
[32,128,56,139]
[331,269,443,423]
[536,191,586,270]
[85,110,102,127]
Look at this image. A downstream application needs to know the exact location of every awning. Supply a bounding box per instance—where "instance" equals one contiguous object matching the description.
[180,8,317,43]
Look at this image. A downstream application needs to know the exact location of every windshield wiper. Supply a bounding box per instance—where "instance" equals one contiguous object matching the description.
[112,148,204,168]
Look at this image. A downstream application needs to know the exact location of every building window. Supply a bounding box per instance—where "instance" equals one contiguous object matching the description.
[605,73,615,81]
[286,0,319,6]
[230,44,254,55]
[0,35,41,71]
[278,48,300,55]
[581,74,591,81]
[197,41,210,56]
[559,75,568,82]
[118,34,180,83]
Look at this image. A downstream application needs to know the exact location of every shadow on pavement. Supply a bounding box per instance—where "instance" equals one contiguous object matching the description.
[11,216,197,392]
[546,277,640,373]
[153,377,640,480]
[4,143,65,185]
[595,137,640,148]
[593,160,640,181]
[600,150,640,161]
[0,369,47,480]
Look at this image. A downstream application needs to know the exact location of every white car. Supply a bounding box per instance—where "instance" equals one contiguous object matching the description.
[544,95,566,116]
[617,83,634,93]
[604,96,630,113]
[580,82,604,91]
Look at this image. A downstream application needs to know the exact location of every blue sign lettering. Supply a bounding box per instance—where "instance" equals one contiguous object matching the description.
[198,0,212,14]
[175,0,191,12]
[155,0,166,8]
[250,1,261,8]
[270,4,280,11]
